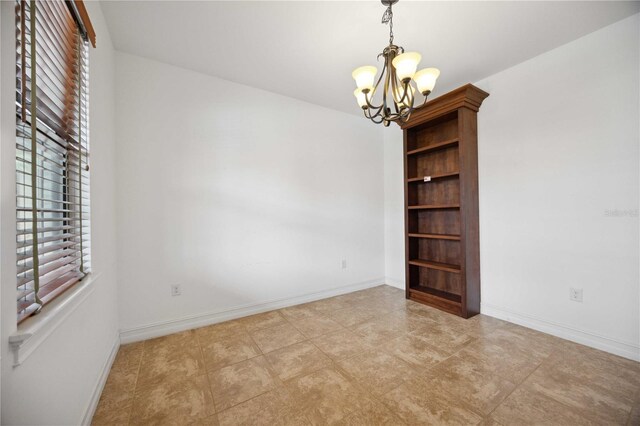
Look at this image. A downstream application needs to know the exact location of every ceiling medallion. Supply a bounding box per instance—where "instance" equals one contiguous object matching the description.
[352,0,440,126]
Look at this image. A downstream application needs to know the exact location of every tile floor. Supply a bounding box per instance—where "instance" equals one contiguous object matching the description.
[93,285,640,425]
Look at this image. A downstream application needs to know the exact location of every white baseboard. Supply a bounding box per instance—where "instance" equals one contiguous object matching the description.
[481,303,640,362]
[384,277,405,290]
[120,278,385,344]
[81,333,120,425]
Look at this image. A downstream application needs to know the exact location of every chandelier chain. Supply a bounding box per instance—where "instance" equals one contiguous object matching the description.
[382,4,394,44]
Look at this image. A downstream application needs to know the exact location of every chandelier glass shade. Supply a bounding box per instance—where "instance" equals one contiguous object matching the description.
[352,0,440,126]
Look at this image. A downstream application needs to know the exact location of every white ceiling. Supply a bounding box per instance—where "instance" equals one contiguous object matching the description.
[101,1,639,116]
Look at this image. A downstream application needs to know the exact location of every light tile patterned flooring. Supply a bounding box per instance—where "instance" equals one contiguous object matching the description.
[93,285,640,425]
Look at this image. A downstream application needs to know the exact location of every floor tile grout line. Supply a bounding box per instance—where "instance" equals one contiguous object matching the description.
[210,328,331,417]
[509,350,634,425]
[426,321,547,421]
[125,341,145,426]
[286,314,344,340]
[624,388,640,425]
[333,347,415,425]
[362,383,411,425]
[482,362,544,420]
[241,317,322,391]
[369,330,469,412]
[212,386,280,421]
[212,340,322,422]
[312,331,374,362]
[364,316,520,422]
[198,320,342,376]
[195,328,220,421]
[207,343,279,413]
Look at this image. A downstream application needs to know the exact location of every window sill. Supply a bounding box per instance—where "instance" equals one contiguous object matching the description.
[9,272,102,367]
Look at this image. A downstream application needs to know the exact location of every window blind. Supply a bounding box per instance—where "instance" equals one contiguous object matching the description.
[15,0,92,323]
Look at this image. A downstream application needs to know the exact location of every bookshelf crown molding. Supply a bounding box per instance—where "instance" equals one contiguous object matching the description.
[400,83,489,129]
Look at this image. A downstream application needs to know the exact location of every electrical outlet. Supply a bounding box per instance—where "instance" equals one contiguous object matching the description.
[341,259,347,270]
[171,284,182,296]
[569,287,583,302]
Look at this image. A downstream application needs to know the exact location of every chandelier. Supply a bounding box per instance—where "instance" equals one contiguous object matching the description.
[352,0,440,126]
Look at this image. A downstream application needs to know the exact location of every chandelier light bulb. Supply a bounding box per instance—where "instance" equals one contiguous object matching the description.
[392,52,421,81]
[352,66,377,91]
[354,89,368,109]
[414,68,440,95]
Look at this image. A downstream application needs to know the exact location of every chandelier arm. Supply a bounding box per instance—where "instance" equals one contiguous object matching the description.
[368,106,385,119]
[364,107,385,124]
[391,69,404,113]
[406,82,415,113]
[370,110,388,123]
[381,52,393,119]
[390,72,400,114]
[364,106,376,119]
[409,80,416,105]
[381,109,402,122]
[363,57,389,112]
[364,90,384,111]
[404,80,413,105]
[367,97,401,122]
[395,78,413,108]
[371,115,385,124]
[399,111,412,124]
[363,102,384,121]
[373,57,387,92]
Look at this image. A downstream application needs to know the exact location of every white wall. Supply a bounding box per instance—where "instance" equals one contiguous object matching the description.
[115,53,385,337]
[1,2,119,424]
[383,14,640,360]
[383,126,406,289]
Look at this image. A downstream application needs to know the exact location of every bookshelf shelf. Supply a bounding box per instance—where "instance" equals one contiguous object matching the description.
[406,138,458,156]
[408,233,461,241]
[408,259,461,274]
[408,204,460,210]
[407,171,460,183]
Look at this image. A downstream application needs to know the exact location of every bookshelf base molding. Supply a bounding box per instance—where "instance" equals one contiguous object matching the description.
[409,288,462,316]
[402,84,489,319]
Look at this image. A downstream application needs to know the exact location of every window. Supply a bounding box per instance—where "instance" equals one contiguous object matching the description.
[15,0,96,323]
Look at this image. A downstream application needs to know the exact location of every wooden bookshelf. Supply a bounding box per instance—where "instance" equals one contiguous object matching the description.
[401,84,489,318]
